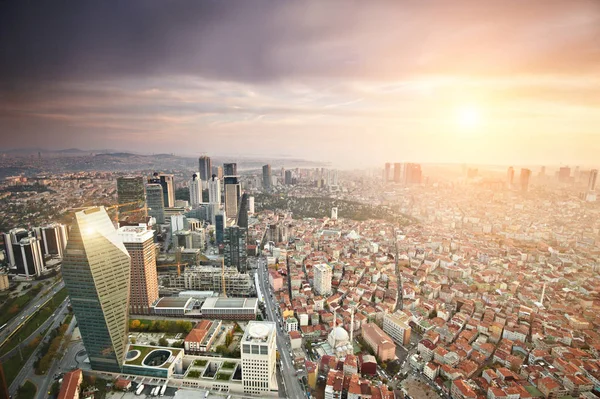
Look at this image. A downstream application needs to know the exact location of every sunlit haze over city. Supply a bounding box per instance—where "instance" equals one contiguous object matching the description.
[1,2,600,399]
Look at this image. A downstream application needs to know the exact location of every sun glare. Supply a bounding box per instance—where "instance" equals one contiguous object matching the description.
[456,105,482,129]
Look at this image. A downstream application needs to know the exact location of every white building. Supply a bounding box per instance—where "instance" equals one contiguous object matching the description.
[383,311,412,346]
[208,175,221,204]
[189,173,202,207]
[248,196,255,215]
[285,317,298,332]
[171,215,187,232]
[241,321,277,395]
[331,207,338,220]
[313,263,332,296]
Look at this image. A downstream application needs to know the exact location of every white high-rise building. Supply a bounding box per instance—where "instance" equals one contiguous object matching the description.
[331,207,338,220]
[248,196,255,215]
[171,214,187,232]
[189,173,202,207]
[314,263,332,296]
[208,175,221,204]
[241,321,277,394]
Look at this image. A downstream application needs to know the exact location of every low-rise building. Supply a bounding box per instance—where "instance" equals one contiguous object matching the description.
[361,323,396,362]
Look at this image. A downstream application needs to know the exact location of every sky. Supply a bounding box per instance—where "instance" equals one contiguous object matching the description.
[1,1,599,168]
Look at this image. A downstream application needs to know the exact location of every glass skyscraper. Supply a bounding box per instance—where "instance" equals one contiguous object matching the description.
[62,207,131,372]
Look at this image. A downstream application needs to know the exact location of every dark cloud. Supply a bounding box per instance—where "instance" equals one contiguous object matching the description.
[1,0,599,86]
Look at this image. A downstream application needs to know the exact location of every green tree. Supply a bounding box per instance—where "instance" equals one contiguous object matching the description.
[158,337,168,347]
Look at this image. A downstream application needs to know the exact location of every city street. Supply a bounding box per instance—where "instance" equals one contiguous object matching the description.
[8,298,70,396]
[256,257,306,399]
[0,280,64,346]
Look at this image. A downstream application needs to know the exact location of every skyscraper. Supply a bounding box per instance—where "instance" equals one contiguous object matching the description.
[198,156,212,182]
[117,226,158,315]
[12,236,44,278]
[189,173,202,207]
[215,214,225,244]
[405,163,422,185]
[507,167,515,188]
[284,170,293,185]
[62,207,131,372]
[393,163,402,183]
[146,184,165,224]
[313,263,332,296]
[117,176,146,217]
[237,193,249,229]
[558,166,571,183]
[33,223,68,258]
[208,174,221,204]
[384,163,391,182]
[248,196,255,215]
[262,164,272,191]
[148,173,175,208]
[224,163,237,176]
[241,321,277,395]
[588,169,598,192]
[224,226,247,272]
[520,168,531,192]
[224,176,241,219]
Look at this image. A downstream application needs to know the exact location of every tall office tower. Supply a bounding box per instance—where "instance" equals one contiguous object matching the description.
[215,214,225,244]
[116,176,146,218]
[313,263,332,296]
[224,176,241,219]
[237,193,249,229]
[405,163,423,184]
[507,167,515,188]
[198,156,212,182]
[262,164,272,191]
[224,163,237,176]
[393,163,402,183]
[2,228,29,267]
[224,226,248,272]
[146,184,165,224]
[171,214,188,232]
[12,236,45,278]
[326,169,339,187]
[148,173,175,208]
[520,168,532,192]
[588,169,598,192]
[62,207,130,372]
[34,223,68,258]
[539,166,546,177]
[384,163,391,182]
[248,196,255,215]
[212,166,223,179]
[284,170,293,185]
[189,173,202,207]
[117,226,158,315]
[331,207,338,221]
[558,166,571,183]
[208,174,221,204]
[241,321,277,395]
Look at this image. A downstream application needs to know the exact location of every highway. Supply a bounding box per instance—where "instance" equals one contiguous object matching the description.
[0,280,65,346]
[256,257,306,399]
[8,298,70,396]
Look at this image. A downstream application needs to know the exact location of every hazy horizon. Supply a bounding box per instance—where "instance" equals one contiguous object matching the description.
[1,1,599,168]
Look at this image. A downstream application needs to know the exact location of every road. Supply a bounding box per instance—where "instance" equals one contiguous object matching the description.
[34,314,80,399]
[0,283,67,362]
[0,280,65,346]
[256,257,306,399]
[8,298,70,396]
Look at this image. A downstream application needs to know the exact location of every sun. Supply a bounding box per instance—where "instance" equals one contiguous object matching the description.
[456,105,482,129]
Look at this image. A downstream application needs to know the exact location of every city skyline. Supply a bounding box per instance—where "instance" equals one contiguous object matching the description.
[1,1,599,168]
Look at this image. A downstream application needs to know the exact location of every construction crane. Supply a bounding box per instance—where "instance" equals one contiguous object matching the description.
[156,249,185,277]
[68,201,147,222]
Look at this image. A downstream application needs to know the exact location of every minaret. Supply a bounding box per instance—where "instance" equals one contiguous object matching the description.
[540,283,546,306]
[333,308,337,330]
[350,307,355,343]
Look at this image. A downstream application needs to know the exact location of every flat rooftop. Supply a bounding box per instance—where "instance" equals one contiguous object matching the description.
[201,297,258,310]
[153,297,194,309]
[241,321,276,344]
